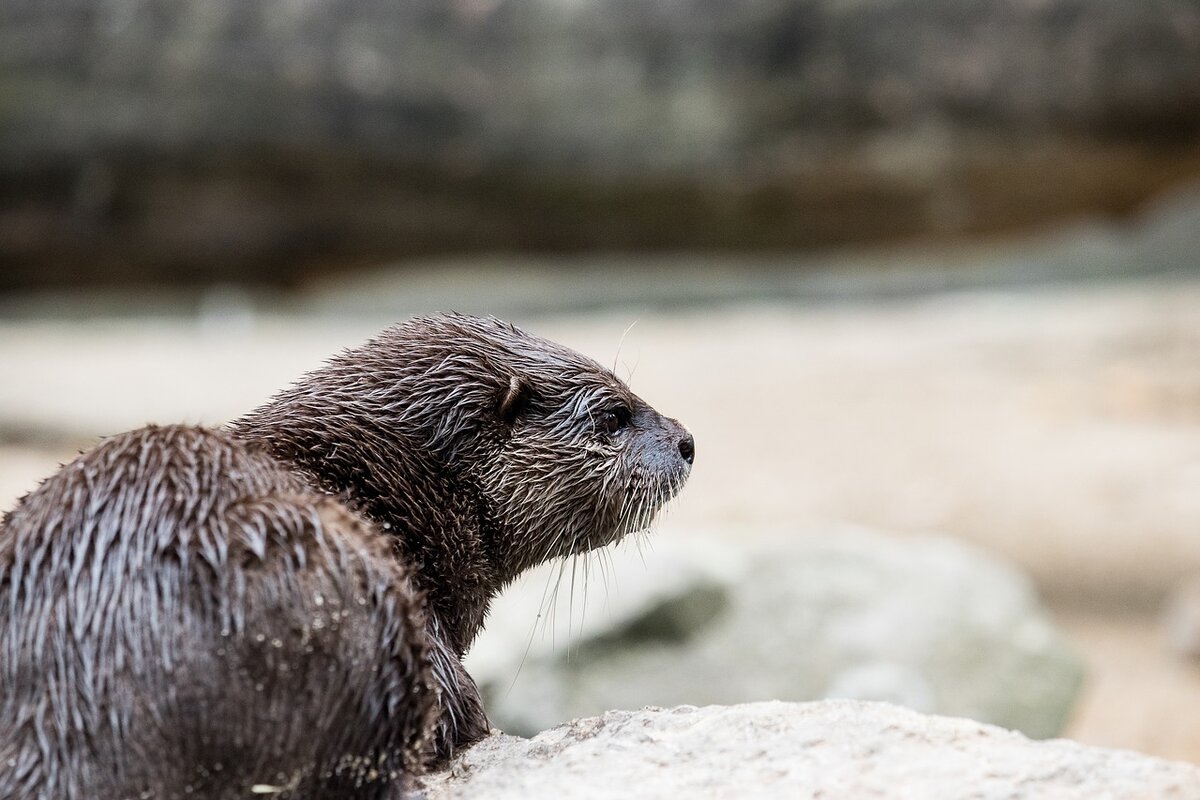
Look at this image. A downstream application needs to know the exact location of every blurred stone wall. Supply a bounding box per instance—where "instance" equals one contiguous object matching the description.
[2,0,1199,288]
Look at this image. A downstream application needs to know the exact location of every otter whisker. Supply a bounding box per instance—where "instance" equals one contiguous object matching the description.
[567,553,580,661]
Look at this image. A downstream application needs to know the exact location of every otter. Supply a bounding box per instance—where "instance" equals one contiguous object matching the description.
[0,314,693,800]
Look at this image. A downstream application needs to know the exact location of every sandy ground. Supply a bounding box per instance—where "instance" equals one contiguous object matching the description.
[4,275,1200,760]
[1061,612,1200,762]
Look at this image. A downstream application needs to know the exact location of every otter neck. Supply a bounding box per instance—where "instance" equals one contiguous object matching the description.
[229,407,511,656]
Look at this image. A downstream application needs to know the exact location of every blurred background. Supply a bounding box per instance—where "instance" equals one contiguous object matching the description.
[3,0,1200,761]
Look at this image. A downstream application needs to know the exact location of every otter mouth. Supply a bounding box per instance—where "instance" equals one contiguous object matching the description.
[593,463,692,552]
[560,464,688,557]
[633,469,689,529]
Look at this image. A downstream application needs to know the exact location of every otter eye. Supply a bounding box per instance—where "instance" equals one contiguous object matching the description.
[600,406,631,434]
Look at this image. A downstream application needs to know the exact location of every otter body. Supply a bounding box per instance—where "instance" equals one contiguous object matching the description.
[0,315,693,799]
[1,426,434,799]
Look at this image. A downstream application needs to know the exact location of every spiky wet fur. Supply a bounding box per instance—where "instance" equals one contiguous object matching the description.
[0,314,691,800]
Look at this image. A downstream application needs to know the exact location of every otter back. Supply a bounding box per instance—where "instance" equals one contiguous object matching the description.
[0,425,435,800]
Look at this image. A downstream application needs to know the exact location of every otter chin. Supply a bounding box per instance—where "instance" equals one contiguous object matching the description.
[1,313,692,800]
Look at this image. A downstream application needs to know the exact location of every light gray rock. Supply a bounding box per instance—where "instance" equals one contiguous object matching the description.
[422,700,1200,799]
[467,528,1084,739]
[1164,573,1200,659]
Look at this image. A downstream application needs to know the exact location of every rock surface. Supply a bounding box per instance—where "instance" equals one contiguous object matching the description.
[1163,575,1200,660]
[3,0,1200,287]
[466,529,1084,740]
[421,700,1200,799]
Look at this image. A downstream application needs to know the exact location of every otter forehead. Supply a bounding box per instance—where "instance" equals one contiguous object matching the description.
[393,313,634,405]
[396,314,594,366]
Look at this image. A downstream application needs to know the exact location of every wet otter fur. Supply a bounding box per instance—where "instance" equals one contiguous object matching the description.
[0,314,694,800]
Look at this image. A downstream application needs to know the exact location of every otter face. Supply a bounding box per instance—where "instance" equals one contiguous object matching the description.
[393,315,693,574]
[482,363,694,567]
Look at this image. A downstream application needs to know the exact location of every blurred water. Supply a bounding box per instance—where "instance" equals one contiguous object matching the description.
[3,183,1198,325]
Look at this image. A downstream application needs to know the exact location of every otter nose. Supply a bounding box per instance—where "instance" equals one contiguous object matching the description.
[678,433,695,465]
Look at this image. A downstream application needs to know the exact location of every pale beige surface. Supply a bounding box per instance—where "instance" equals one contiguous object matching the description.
[3,277,1200,760]
[1061,613,1200,763]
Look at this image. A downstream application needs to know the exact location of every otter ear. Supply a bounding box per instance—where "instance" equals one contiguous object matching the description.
[497,375,531,424]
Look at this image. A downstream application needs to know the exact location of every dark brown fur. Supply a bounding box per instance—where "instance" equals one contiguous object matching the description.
[0,314,693,799]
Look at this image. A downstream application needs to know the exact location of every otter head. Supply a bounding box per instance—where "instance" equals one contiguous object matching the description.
[232,314,693,594]
[387,315,694,577]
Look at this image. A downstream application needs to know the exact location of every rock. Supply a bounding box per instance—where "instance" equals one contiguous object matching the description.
[421,700,1200,799]
[1163,574,1200,659]
[466,528,1084,739]
[2,0,1199,288]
